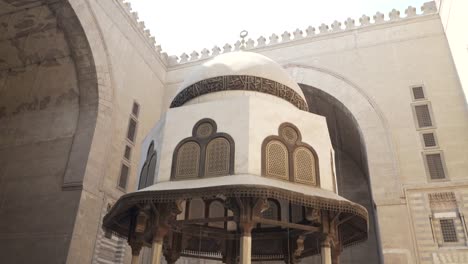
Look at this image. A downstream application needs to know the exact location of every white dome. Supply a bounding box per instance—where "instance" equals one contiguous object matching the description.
[177,52,305,100]
[171,51,307,110]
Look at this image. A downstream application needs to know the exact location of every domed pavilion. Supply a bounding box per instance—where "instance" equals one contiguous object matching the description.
[103,51,368,264]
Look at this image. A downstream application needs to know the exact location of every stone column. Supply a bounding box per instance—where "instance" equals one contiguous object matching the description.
[151,240,163,264]
[130,242,143,264]
[321,237,332,264]
[240,232,252,264]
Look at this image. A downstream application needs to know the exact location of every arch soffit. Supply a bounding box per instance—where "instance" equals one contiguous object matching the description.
[61,0,115,190]
[284,64,401,202]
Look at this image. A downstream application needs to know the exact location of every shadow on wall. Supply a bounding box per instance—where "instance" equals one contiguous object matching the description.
[300,84,381,264]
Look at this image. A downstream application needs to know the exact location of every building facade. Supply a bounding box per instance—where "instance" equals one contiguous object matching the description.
[0,0,466,263]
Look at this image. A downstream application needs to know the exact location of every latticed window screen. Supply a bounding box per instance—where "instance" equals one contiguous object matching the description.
[293,147,317,185]
[422,133,437,148]
[425,153,446,180]
[208,201,225,228]
[175,142,200,179]
[440,219,458,242]
[189,198,205,219]
[262,200,280,220]
[412,86,425,100]
[414,104,433,128]
[118,164,129,189]
[265,140,289,180]
[290,204,303,223]
[205,137,230,177]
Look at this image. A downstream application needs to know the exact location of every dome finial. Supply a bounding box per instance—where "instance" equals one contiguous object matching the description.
[239,30,248,50]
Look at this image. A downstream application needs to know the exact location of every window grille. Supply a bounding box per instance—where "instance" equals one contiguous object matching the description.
[175,142,200,179]
[293,147,317,185]
[414,104,433,128]
[205,137,230,177]
[265,140,289,180]
[440,219,458,242]
[188,199,205,219]
[425,153,446,180]
[118,164,129,189]
[124,145,131,160]
[132,102,140,117]
[127,118,137,142]
[412,86,425,100]
[422,132,437,148]
[208,201,225,228]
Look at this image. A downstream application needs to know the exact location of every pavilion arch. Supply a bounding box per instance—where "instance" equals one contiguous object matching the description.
[284,64,401,203]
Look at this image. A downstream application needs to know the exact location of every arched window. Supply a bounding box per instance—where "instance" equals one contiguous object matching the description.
[138,141,157,189]
[265,140,289,180]
[205,137,231,177]
[174,141,200,180]
[172,119,235,180]
[293,147,317,185]
[208,200,226,228]
[262,123,319,186]
[188,198,205,220]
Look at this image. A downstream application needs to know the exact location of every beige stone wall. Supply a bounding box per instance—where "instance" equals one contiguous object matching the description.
[64,0,168,263]
[164,9,468,263]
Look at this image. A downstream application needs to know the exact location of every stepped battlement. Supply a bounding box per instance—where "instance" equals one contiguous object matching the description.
[118,1,437,67]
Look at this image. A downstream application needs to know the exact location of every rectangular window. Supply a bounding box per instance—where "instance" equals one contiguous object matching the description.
[118,163,129,189]
[422,132,437,148]
[124,145,132,160]
[440,219,458,242]
[424,152,447,180]
[414,104,433,128]
[411,86,426,100]
[127,118,137,143]
[132,102,140,118]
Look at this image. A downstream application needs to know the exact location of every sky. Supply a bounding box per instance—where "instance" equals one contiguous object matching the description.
[128,0,429,56]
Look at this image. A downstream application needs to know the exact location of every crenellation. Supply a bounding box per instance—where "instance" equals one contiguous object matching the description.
[405,6,417,17]
[179,53,189,63]
[167,1,438,66]
[331,21,342,31]
[246,39,255,49]
[223,43,232,53]
[115,1,167,65]
[374,12,385,23]
[422,1,437,14]
[389,9,401,20]
[345,18,355,29]
[234,40,242,51]
[257,36,267,47]
[359,15,371,25]
[293,29,303,39]
[305,26,316,36]
[190,51,199,61]
[269,33,279,44]
[200,48,210,59]
[319,23,329,33]
[281,31,291,42]
[212,46,221,56]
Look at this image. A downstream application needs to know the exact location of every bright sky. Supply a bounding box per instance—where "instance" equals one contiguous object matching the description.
[128,0,429,56]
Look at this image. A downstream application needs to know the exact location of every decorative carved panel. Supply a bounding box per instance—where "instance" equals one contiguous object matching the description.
[171,118,235,180]
[262,123,319,186]
[265,140,289,180]
[293,147,316,185]
[175,142,200,179]
[205,137,231,177]
[170,75,308,111]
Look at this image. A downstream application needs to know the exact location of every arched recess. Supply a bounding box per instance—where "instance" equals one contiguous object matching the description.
[285,64,401,263]
[0,0,114,263]
[285,64,401,202]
